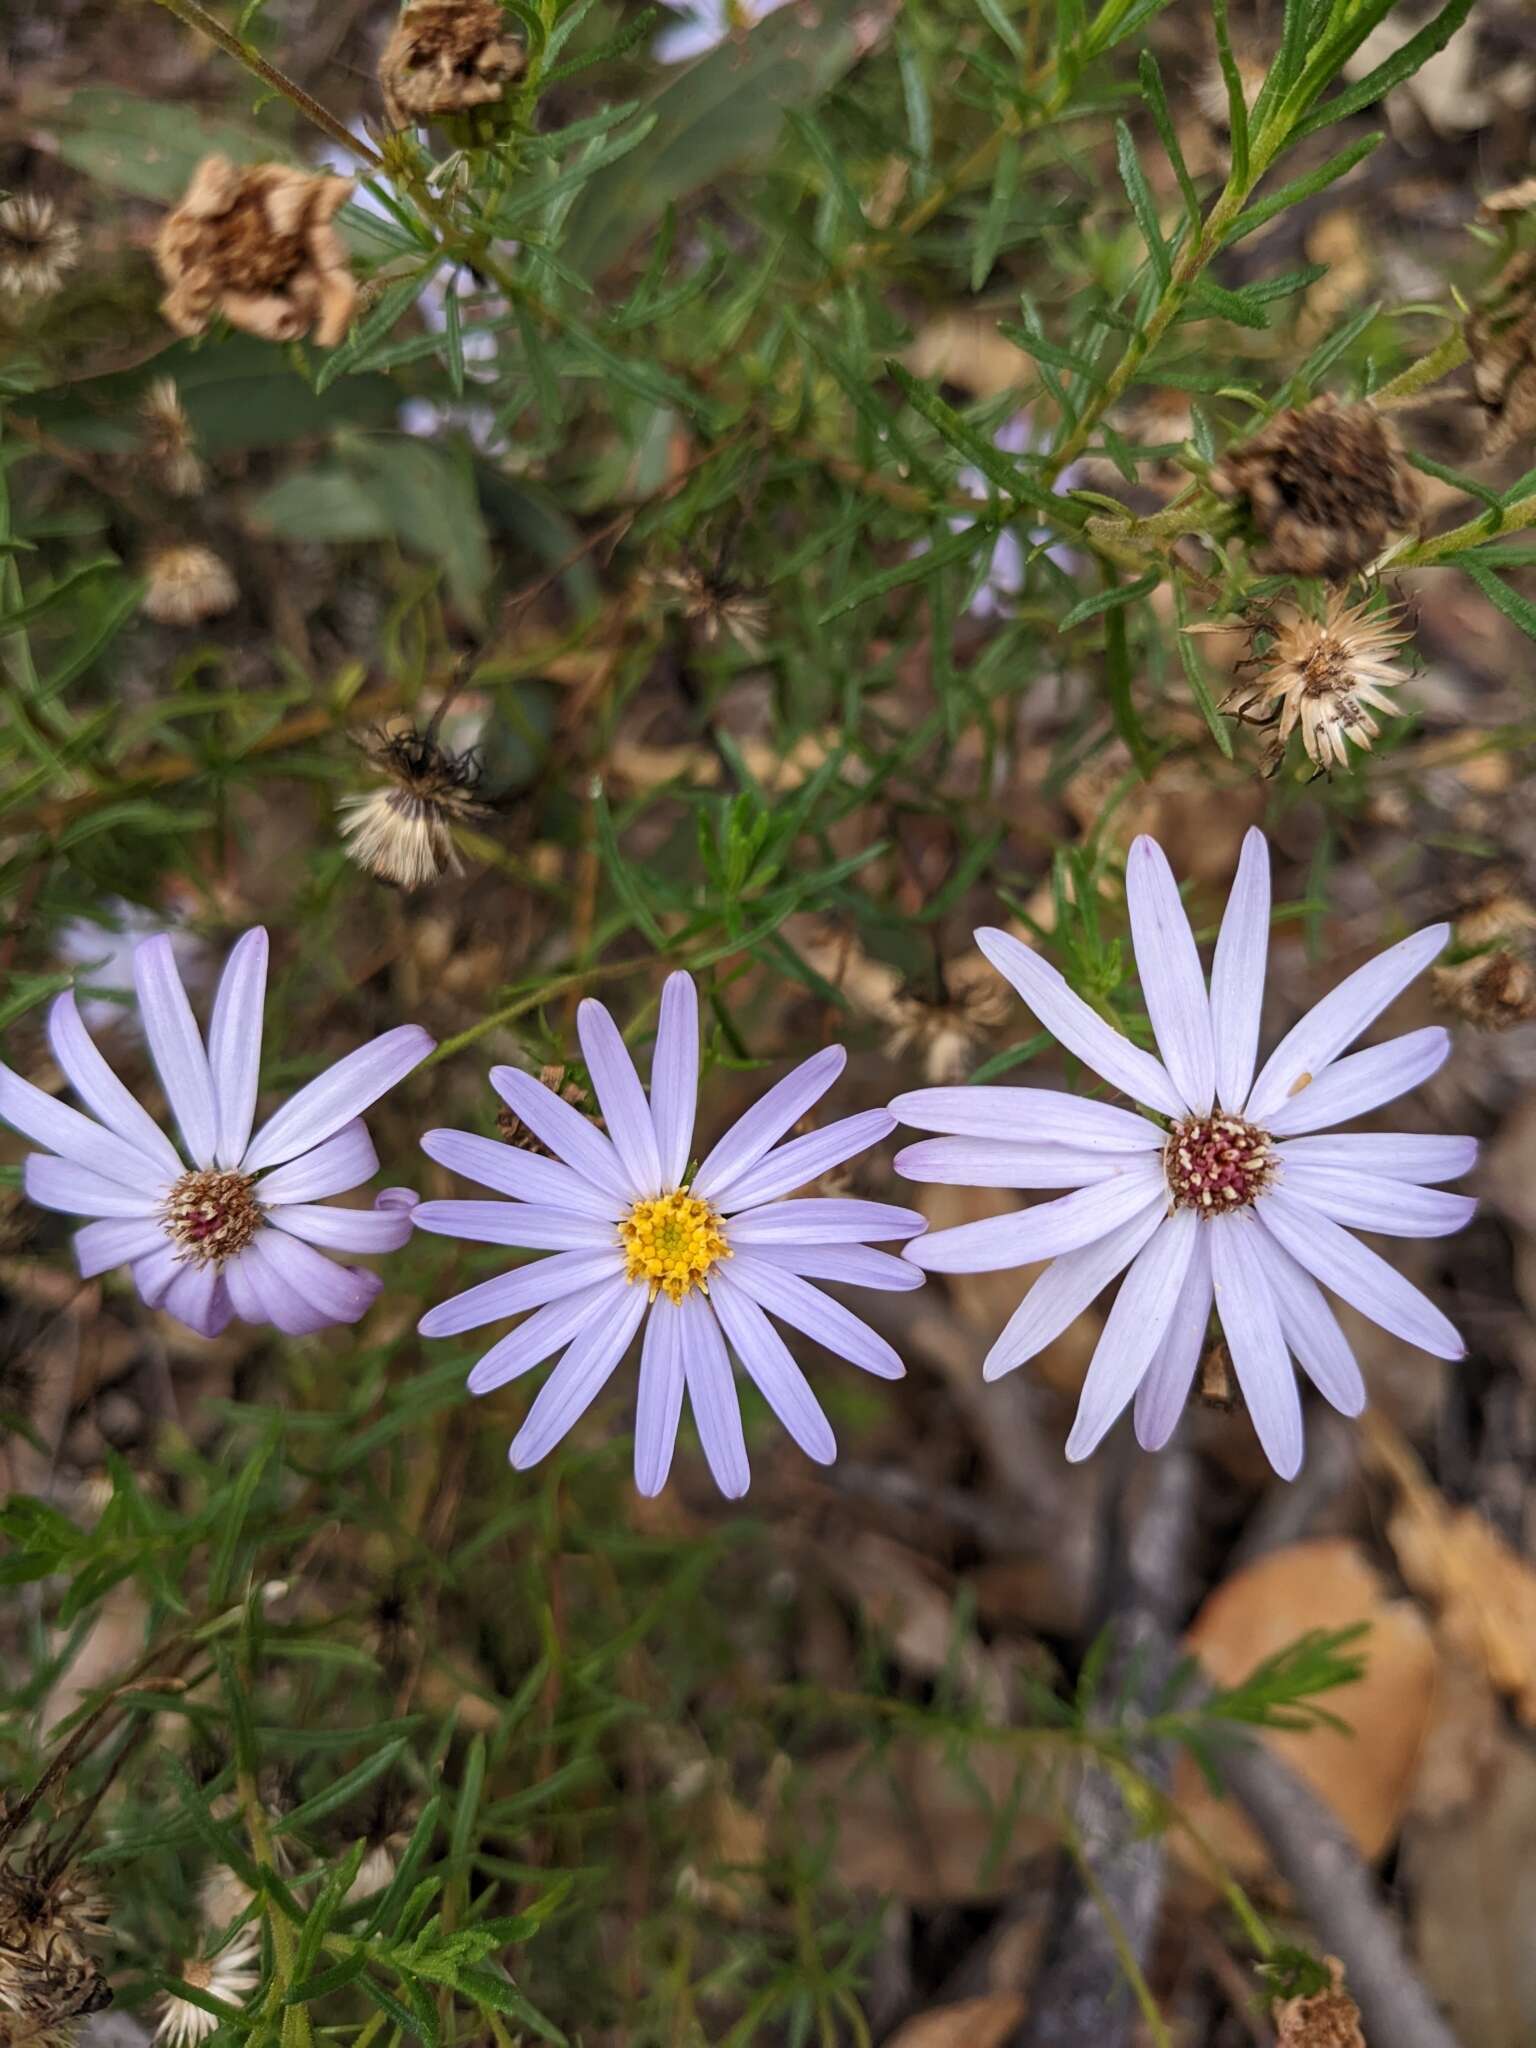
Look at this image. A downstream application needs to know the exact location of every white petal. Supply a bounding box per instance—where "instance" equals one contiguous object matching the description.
[133,933,220,1169]
[1065,1207,1199,1460]
[1208,1211,1302,1480]
[1275,1132,1477,1183]
[1256,1186,1464,1360]
[974,928,1187,1119]
[889,1084,1164,1150]
[578,998,663,1198]
[1126,835,1215,1113]
[650,973,699,1189]
[903,1168,1164,1274]
[1210,828,1270,1113]
[46,992,183,1176]
[508,1284,648,1470]
[1244,923,1451,1124]
[983,1201,1164,1380]
[207,929,268,1169]
[1279,1162,1475,1239]
[895,1136,1152,1189]
[1262,1028,1451,1138]
[1132,1228,1213,1450]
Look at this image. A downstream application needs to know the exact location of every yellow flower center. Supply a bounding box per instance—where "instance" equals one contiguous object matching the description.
[619,1189,729,1304]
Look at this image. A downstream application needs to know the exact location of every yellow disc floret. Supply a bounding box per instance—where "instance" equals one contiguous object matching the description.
[620,1189,729,1304]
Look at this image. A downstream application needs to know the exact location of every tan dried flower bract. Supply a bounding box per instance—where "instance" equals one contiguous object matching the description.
[0,197,81,300]
[140,379,205,498]
[1273,1958,1365,2048]
[142,546,238,627]
[1465,247,1536,455]
[1222,591,1412,773]
[1432,948,1536,1028]
[1213,398,1421,580]
[155,157,356,348]
[338,726,491,890]
[0,1854,111,2034]
[380,0,525,127]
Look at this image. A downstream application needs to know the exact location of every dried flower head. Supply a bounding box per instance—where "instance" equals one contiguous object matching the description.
[337,726,491,890]
[0,197,81,300]
[379,0,525,127]
[1478,177,1536,218]
[154,1935,261,2048]
[1222,592,1412,773]
[139,380,205,498]
[155,157,355,348]
[1213,398,1421,581]
[0,1854,111,2031]
[496,1065,597,1151]
[1453,873,1536,950]
[141,545,238,627]
[1274,1958,1365,2048]
[1432,948,1536,1028]
[1465,247,1536,456]
[654,564,770,654]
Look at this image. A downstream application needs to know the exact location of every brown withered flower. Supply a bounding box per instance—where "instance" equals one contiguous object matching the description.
[154,156,356,348]
[141,545,238,626]
[139,379,205,498]
[0,196,81,300]
[1273,1958,1365,2048]
[337,725,491,890]
[379,0,524,127]
[1432,948,1536,1028]
[1222,591,1412,774]
[1212,398,1421,581]
[0,1853,111,2035]
[653,563,770,655]
[1465,247,1536,456]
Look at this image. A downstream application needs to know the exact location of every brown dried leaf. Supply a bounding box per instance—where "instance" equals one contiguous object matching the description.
[881,1994,1028,2047]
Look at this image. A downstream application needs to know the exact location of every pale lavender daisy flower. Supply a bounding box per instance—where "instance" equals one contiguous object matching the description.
[0,930,433,1339]
[893,830,1476,1478]
[415,972,924,1496]
[653,0,794,64]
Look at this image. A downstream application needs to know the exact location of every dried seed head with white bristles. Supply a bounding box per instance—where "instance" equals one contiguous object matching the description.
[139,380,205,498]
[1222,593,1413,773]
[141,545,238,626]
[154,1935,261,2048]
[0,197,81,300]
[337,726,491,890]
[0,1853,112,2032]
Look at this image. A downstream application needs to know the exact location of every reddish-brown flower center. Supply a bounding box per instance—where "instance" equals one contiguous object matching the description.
[1164,1114,1274,1215]
[161,1169,262,1265]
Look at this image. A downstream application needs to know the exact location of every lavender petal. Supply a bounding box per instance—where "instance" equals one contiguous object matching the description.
[412,1200,615,1251]
[242,1024,434,1173]
[466,1278,625,1395]
[1244,1222,1365,1417]
[1244,923,1451,1125]
[895,1136,1145,1190]
[1065,1207,1198,1462]
[1257,1186,1465,1360]
[254,1121,379,1204]
[47,991,183,1176]
[578,997,663,1197]
[267,1201,416,1254]
[133,933,220,1169]
[1279,1162,1476,1239]
[161,1259,234,1339]
[716,1110,895,1213]
[0,1063,171,1189]
[132,1242,180,1307]
[1132,1228,1213,1451]
[708,1270,836,1464]
[724,1251,904,1378]
[25,1154,167,1217]
[634,1297,687,1498]
[691,1045,847,1204]
[74,1216,171,1278]
[745,1242,924,1291]
[728,1197,927,1245]
[207,928,268,1169]
[904,1169,1164,1275]
[1275,1132,1478,1184]
[487,1067,634,1204]
[650,972,699,1189]
[1126,835,1215,1114]
[1209,1212,1303,1480]
[974,927,1188,1120]
[247,1228,384,1331]
[1262,1027,1451,1138]
[420,1127,626,1219]
[1210,828,1271,1114]
[983,1201,1164,1381]
[681,1292,750,1497]
[508,1285,648,1470]
[418,1248,626,1337]
[889,1084,1164,1150]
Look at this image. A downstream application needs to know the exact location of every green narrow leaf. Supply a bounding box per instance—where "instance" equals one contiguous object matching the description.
[1115,121,1170,288]
[593,785,666,945]
[315,269,435,395]
[816,524,988,624]
[1209,0,1250,186]
[1294,0,1475,136]
[1059,569,1159,630]
[1221,133,1383,245]
[972,135,1021,292]
[1138,52,1200,227]
[207,1427,279,1606]
[1463,559,1536,641]
[887,365,1068,518]
[1173,583,1235,757]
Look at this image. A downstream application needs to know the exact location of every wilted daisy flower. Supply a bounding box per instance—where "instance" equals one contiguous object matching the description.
[0,1853,111,2032]
[155,156,355,348]
[1212,399,1421,582]
[894,831,1476,1478]
[337,725,491,889]
[141,545,238,627]
[652,562,770,652]
[1223,593,1412,773]
[415,974,924,1495]
[0,930,431,1337]
[654,0,794,62]
[379,0,524,127]
[155,1933,261,2048]
[0,196,81,299]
